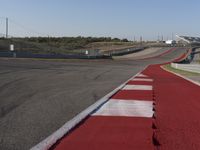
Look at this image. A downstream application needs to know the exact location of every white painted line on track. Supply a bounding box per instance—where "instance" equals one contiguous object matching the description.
[131,78,153,82]
[137,74,148,77]
[92,99,154,118]
[123,85,153,90]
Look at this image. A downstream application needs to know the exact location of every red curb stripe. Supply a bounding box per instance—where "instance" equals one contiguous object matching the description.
[127,81,153,85]
[112,90,153,101]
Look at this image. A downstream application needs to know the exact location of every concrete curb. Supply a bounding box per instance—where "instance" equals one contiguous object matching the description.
[171,63,200,74]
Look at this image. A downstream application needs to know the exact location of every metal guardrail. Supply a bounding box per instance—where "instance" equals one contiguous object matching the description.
[0,46,144,59]
[0,50,111,59]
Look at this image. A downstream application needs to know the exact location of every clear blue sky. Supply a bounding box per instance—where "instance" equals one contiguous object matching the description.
[0,0,199,40]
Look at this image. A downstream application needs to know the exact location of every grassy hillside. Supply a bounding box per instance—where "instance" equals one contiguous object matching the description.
[0,37,133,54]
[0,37,168,55]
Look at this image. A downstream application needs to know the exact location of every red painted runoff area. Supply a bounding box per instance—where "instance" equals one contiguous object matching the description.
[112,90,153,101]
[54,116,154,150]
[127,81,153,85]
[135,76,149,78]
[142,65,200,150]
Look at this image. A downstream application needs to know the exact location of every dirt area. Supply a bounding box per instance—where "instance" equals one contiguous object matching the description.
[85,42,168,52]
[85,42,142,52]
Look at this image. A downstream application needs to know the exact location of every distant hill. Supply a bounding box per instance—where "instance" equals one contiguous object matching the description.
[0,37,133,54]
[0,37,165,55]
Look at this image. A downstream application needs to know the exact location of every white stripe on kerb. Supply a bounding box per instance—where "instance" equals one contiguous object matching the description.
[92,99,154,118]
[137,74,148,77]
[131,78,153,82]
[123,85,152,90]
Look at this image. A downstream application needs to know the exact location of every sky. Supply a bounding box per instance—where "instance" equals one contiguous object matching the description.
[0,0,200,40]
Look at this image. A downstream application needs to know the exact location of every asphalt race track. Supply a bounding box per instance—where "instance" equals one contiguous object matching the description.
[0,48,186,150]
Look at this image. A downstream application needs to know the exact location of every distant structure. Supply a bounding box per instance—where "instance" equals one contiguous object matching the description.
[0,17,9,38]
[176,35,200,46]
[6,18,8,38]
[165,40,176,45]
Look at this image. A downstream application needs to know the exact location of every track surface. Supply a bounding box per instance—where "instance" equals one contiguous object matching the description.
[114,47,173,60]
[0,48,185,150]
